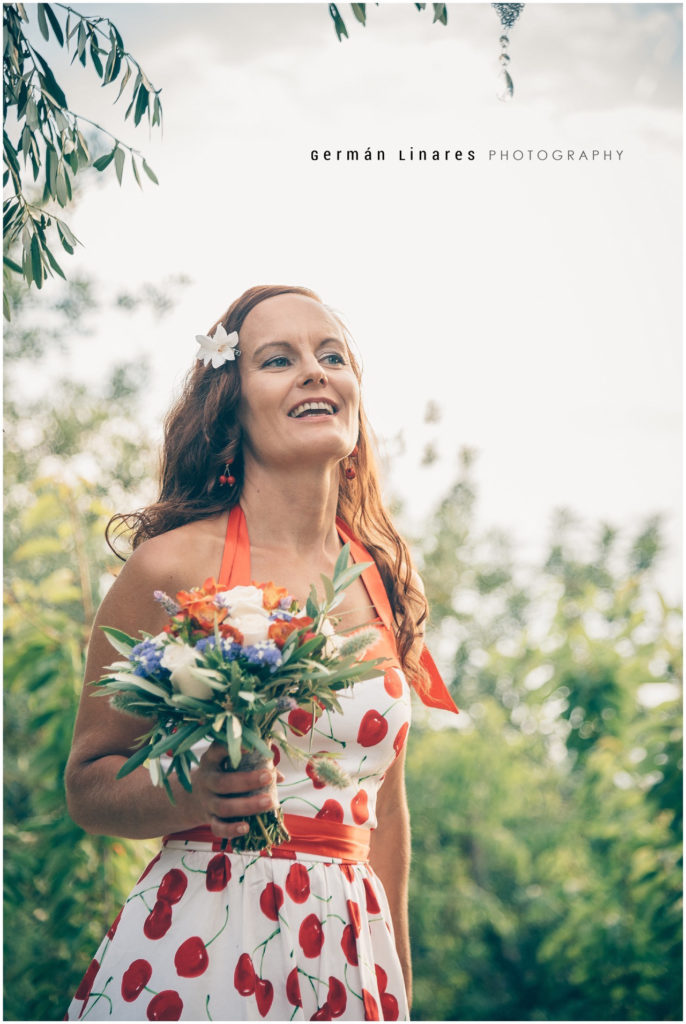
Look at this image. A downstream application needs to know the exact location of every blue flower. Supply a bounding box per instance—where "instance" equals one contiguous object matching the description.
[243,642,283,672]
[131,638,165,676]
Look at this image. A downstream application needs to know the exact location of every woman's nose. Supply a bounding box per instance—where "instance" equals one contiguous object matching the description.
[300,361,327,387]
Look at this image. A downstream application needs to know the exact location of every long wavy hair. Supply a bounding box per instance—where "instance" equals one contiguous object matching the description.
[108,285,428,688]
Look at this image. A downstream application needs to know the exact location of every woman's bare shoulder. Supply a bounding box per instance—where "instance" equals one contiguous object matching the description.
[116,515,229,595]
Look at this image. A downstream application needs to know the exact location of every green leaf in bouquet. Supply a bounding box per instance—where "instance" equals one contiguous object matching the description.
[188,666,228,690]
[321,572,335,605]
[147,720,203,760]
[241,726,272,760]
[332,562,371,593]
[116,742,154,779]
[160,769,176,804]
[225,714,242,768]
[169,693,217,711]
[305,586,319,619]
[101,625,139,655]
[333,541,351,580]
[104,675,172,701]
[182,722,216,752]
[283,633,327,662]
[174,754,194,793]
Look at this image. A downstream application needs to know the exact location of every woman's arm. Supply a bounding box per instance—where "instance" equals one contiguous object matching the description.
[369,749,412,1007]
[65,533,278,840]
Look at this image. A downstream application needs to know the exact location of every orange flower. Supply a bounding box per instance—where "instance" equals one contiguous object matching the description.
[267,616,315,650]
[176,577,226,609]
[255,581,291,611]
[219,621,245,645]
[173,578,230,633]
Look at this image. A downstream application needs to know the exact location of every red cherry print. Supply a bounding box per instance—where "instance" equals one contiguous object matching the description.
[316,799,344,823]
[384,668,403,697]
[270,743,281,767]
[174,936,209,978]
[255,977,274,1017]
[381,992,400,1020]
[311,1006,332,1021]
[374,963,388,993]
[286,862,310,903]
[143,899,172,940]
[393,722,409,757]
[286,967,302,1007]
[107,908,123,941]
[288,707,314,736]
[327,976,347,1017]
[351,789,369,824]
[299,913,324,957]
[206,852,231,891]
[362,989,380,1021]
[363,877,381,914]
[121,959,152,1002]
[306,759,326,789]
[146,990,183,1020]
[137,852,161,884]
[346,899,361,938]
[340,924,358,965]
[234,953,256,995]
[74,958,99,1000]
[259,882,284,921]
[340,863,356,883]
[357,709,388,747]
[157,869,188,905]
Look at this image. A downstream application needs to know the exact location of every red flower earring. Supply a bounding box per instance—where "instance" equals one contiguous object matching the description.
[219,463,236,486]
[345,445,359,480]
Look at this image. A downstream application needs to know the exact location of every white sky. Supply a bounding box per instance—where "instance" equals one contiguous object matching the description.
[15,2,683,598]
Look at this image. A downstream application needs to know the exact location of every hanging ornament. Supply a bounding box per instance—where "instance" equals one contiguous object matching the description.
[491,4,525,101]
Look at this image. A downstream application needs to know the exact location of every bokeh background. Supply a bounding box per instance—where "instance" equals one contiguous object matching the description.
[3,2,682,1020]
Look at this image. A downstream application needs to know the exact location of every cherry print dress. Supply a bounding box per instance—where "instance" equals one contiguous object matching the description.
[66,508,457,1022]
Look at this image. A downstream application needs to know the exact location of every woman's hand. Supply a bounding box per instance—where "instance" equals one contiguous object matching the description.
[193,744,283,841]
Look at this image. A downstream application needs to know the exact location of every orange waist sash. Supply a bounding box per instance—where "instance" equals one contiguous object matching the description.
[163,814,371,863]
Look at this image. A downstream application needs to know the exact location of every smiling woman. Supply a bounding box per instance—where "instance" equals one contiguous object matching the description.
[63,284,458,1022]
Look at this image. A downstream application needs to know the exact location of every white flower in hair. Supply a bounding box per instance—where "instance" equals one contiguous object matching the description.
[195,324,240,368]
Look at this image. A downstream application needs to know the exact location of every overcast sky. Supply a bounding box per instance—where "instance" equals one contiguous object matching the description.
[17,2,683,598]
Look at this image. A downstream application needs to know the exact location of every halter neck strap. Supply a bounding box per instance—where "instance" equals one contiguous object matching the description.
[218,505,458,714]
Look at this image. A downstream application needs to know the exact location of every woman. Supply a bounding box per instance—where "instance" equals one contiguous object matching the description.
[65,285,457,1021]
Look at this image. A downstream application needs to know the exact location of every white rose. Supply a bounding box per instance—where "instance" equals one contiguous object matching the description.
[227,612,271,646]
[228,599,270,619]
[216,585,266,613]
[161,643,214,700]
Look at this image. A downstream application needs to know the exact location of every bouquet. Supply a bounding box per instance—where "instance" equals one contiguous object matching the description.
[95,543,383,852]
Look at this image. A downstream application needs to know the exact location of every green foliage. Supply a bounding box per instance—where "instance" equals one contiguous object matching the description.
[328,2,449,41]
[3,2,163,313]
[2,258,180,1022]
[407,454,682,1021]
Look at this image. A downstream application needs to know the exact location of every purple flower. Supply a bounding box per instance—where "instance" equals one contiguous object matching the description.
[153,590,181,615]
[269,609,294,622]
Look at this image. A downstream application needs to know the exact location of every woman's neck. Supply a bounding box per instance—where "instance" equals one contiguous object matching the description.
[238,460,341,561]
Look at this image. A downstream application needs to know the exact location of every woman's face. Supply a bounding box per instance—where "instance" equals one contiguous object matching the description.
[236,293,360,472]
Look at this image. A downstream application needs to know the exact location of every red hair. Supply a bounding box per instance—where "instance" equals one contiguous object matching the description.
[108,285,428,688]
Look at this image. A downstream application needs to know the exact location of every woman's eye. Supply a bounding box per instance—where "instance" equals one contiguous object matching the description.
[322,352,345,365]
[263,355,290,368]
